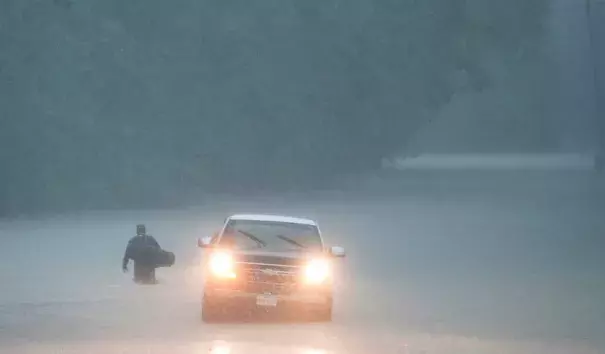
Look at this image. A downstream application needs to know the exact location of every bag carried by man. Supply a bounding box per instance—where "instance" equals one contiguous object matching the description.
[152,248,175,268]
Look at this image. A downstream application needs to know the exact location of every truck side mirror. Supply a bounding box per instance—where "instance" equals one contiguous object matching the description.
[329,246,346,258]
[197,236,213,248]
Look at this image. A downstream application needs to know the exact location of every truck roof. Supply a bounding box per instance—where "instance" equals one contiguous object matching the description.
[228,214,317,226]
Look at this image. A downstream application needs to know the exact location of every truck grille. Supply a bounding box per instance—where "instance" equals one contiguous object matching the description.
[239,263,299,294]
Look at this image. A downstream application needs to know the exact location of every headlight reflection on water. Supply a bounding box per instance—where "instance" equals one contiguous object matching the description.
[208,340,232,354]
[301,348,329,354]
[204,340,330,354]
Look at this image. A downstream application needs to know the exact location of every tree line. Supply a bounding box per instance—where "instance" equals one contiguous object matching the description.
[0,0,550,214]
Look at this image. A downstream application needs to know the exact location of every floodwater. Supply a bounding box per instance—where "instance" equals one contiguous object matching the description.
[1,171,604,353]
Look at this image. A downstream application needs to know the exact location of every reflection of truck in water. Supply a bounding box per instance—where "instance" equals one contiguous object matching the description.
[197,214,346,322]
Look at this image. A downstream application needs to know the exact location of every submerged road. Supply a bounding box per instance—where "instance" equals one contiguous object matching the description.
[0,171,604,353]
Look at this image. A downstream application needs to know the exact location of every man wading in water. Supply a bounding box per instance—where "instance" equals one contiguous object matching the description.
[122,224,162,284]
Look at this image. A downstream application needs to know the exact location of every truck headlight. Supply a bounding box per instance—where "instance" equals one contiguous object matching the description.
[209,251,236,278]
[304,258,330,284]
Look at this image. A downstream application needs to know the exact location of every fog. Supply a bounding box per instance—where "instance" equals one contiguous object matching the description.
[3,0,602,214]
[1,0,604,353]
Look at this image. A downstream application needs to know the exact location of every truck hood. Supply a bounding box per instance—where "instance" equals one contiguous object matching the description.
[233,249,320,266]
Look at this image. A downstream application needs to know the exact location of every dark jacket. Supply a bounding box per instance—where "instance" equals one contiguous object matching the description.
[122,234,161,270]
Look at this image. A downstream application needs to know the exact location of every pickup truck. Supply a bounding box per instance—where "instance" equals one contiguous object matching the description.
[197,214,346,322]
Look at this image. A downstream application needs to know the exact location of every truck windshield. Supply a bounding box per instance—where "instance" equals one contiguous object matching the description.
[218,220,323,252]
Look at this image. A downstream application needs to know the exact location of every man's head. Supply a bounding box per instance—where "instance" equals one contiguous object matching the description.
[136,224,146,235]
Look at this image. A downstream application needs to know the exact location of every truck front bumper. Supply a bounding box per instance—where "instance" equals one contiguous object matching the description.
[203,287,332,317]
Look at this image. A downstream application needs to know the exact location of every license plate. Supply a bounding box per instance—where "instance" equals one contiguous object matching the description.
[256,294,278,307]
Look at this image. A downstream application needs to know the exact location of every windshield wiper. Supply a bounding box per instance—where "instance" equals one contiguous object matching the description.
[237,229,267,248]
[276,235,307,249]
